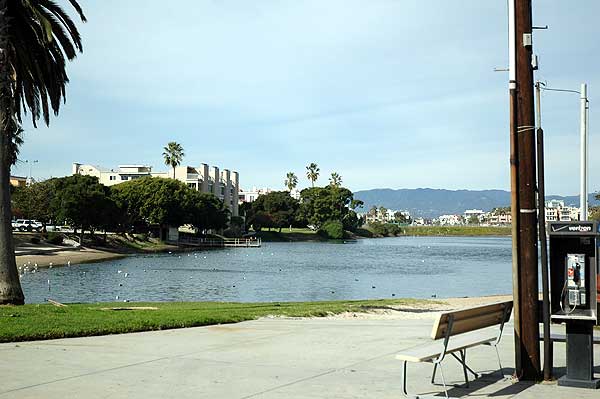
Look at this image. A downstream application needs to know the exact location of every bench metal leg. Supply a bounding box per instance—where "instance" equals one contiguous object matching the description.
[401,360,408,397]
[494,344,504,377]
[431,362,437,384]
[450,352,479,378]
[460,350,469,387]
[437,362,449,399]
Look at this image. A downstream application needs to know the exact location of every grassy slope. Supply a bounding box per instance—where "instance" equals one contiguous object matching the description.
[397,226,511,236]
[0,299,430,343]
[256,228,327,242]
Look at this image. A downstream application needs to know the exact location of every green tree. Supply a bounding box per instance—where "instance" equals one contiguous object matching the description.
[378,206,388,221]
[0,0,86,305]
[51,175,117,242]
[163,141,185,178]
[298,186,355,229]
[368,205,378,216]
[468,215,479,225]
[186,190,229,232]
[492,206,511,215]
[589,206,600,222]
[11,179,57,229]
[284,172,298,192]
[249,191,299,232]
[394,211,410,224]
[111,177,228,234]
[305,163,320,188]
[329,172,342,187]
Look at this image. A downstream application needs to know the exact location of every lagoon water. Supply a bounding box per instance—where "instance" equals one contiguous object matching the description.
[21,236,512,304]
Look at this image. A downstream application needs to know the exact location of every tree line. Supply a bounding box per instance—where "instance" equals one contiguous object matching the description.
[12,175,229,241]
[241,185,364,239]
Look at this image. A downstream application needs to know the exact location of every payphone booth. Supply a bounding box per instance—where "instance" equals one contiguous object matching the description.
[549,221,600,389]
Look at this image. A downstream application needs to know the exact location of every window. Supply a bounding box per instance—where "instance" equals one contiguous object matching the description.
[109,176,116,181]
[121,175,129,181]
[188,183,197,190]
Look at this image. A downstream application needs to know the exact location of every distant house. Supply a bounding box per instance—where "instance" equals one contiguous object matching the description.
[10,176,27,188]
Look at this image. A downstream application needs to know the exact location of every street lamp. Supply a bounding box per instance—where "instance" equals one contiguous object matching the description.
[24,159,38,185]
[538,83,589,220]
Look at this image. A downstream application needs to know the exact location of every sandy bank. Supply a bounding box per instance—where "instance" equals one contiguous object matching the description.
[15,248,127,268]
[307,294,513,321]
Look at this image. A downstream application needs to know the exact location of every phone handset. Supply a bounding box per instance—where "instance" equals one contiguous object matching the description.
[561,254,586,314]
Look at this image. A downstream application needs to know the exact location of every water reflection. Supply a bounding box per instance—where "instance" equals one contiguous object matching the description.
[21,236,513,303]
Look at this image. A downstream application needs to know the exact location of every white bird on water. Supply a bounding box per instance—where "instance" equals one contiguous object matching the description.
[67,260,71,266]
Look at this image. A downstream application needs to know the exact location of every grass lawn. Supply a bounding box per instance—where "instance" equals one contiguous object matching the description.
[0,298,432,343]
[398,226,511,236]
[256,227,325,242]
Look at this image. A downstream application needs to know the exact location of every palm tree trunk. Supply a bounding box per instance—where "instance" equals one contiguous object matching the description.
[0,146,23,305]
[0,0,25,305]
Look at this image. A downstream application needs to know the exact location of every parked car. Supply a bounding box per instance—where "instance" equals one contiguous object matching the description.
[12,219,43,232]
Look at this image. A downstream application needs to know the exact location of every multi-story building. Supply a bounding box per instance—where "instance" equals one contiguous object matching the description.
[436,214,463,226]
[238,187,273,203]
[362,209,411,224]
[10,176,27,188]
[487,213,512,225]
[72,162,239,216]
[238,187,301,203]
[544,199,579,222]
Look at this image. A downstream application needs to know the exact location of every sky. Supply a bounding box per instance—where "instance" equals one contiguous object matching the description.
[12,0,600,196]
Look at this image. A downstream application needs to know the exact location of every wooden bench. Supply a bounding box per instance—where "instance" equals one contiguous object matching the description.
[395,301,513,398]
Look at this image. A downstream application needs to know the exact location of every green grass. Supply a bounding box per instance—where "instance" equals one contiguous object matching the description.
[0,298,433,343]
[397,226,511,237]
[256,228,325,242]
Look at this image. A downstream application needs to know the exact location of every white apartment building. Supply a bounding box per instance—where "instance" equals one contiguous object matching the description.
[544,199,579,222]
[238,187,273,203]
[72,163,239,216]
[362,209,411,224]
[464,209,485,222]
[238,187,301,203]
[436,214,463,226]
[487,213,512,225]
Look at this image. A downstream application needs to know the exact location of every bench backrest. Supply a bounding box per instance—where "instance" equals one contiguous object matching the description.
[430,300,513,340]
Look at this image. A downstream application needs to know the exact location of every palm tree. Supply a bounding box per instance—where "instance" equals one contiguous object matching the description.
[329,172,342,187]
[284,172,298,192]
[163,142,185,179]
[0,0,86,305]
[305,163,320,188]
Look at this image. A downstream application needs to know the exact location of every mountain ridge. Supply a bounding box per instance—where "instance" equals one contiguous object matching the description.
[353,188,600,218]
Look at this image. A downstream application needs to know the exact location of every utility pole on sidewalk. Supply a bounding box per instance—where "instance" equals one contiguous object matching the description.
[580,84,588,220]
[509,0,541,380]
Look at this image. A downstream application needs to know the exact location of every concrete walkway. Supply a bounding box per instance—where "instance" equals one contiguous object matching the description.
[0,317,599,398]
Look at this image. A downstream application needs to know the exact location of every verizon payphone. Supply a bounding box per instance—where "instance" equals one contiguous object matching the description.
[549,221,600,389]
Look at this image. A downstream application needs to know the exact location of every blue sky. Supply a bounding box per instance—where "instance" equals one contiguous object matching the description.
[12,1,600,195]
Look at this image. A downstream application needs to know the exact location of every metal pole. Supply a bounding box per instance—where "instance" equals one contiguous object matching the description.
[508,0,523,376]
[580,84,588,220]
[515,0,541,380]
[536,82,552,381]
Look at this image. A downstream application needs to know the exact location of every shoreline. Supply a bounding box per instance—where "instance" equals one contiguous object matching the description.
[16,247,129,269]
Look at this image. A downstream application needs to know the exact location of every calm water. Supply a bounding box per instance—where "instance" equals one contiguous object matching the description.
[20,236,513,304]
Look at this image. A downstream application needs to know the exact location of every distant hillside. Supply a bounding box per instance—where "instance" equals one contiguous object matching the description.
[353,188,600,218]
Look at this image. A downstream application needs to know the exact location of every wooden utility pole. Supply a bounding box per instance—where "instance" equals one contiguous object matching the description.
[510,0,541,380]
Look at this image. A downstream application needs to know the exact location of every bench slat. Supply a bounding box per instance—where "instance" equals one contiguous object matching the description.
[396,330,497,363]
[431,301,512,340]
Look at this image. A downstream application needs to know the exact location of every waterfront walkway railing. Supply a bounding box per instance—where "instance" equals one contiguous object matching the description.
[178,236,261,248]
